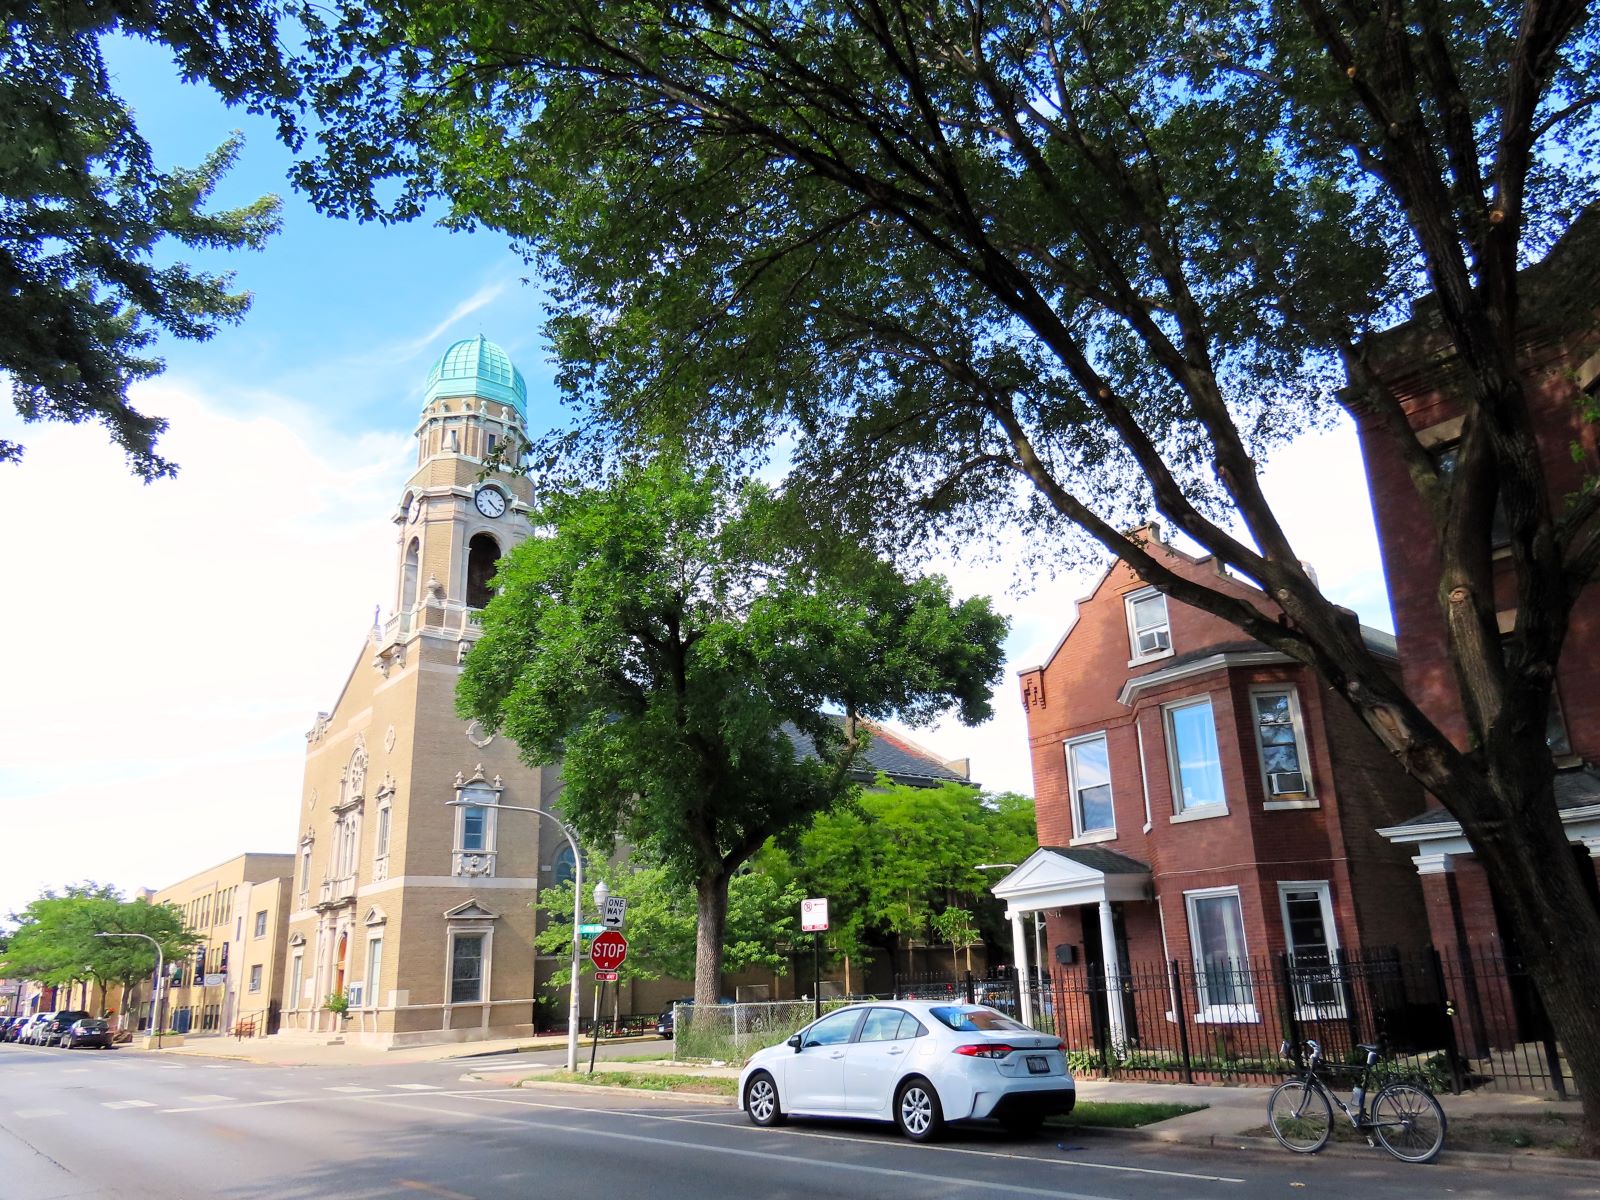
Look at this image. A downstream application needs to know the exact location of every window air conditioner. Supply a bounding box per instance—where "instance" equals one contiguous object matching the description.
[1268,771,1307,796]
[1138,628,1170,655]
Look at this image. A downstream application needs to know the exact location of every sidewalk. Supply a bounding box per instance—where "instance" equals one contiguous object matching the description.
[120,1030,582,1067]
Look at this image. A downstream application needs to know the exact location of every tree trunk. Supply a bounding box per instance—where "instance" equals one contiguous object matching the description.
[1460,767,1600,1146]
[693,869,729,1008]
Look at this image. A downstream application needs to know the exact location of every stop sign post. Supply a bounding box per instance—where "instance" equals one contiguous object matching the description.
[589,930,628,971]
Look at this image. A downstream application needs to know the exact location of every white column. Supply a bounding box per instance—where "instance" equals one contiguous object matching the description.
[1098,899,1127,1050]
[1009,912,1034,1026]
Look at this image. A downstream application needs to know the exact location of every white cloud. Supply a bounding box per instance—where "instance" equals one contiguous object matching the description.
[0,381,405,916]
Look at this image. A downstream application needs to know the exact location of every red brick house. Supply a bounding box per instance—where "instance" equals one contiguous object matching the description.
[993,532,1428,1057]
[1361,213,1600,1062]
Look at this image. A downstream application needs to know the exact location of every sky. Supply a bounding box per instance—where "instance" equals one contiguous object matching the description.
[0,37,1394,922]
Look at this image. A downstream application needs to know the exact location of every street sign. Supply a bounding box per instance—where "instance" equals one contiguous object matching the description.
[801,897,829,932]
[602,896,629,929]
[589,930,629,971]
[595,970,618,982]
[578,923,606,936]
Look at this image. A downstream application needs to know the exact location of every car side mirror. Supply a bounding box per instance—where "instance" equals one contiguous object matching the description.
[788,1034,803,1052]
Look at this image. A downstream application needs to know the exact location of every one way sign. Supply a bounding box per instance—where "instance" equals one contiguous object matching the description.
[602,896,628,929]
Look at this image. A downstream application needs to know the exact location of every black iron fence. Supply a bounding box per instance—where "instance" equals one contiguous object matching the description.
[896,944,1575,1098]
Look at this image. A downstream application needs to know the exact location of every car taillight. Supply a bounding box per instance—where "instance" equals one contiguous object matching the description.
[954,1044,1015,1058]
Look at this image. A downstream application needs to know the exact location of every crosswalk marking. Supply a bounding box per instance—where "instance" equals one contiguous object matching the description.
[326,1085,378,1093]
[182,1094,235,1103]
[103,1100,157,1109]
[14,1108,65,1119]
[391,1083,440,1091]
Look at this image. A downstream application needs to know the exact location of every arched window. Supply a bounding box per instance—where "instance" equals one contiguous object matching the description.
[401,538,420,611]
[551,844,579,888]
[466,533,501,609]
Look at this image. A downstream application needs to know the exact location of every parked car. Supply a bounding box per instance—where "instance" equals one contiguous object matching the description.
[738,1000,1074,1142]
[656,998,694,1039]
[4,1015,35,1043]
[39,1010,91,1047]
[0,1016,21,1042]
[60,1018,114,1049]
[17,1013,55,1044]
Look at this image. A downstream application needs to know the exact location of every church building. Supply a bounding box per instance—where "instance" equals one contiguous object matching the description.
[279,337,570,1046]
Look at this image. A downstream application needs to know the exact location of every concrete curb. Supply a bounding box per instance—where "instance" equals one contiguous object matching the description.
[509,1077,737,1105]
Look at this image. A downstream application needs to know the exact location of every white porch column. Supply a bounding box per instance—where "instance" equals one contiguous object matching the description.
[1009,912,1034,1026]
[1098,899,1127,1050]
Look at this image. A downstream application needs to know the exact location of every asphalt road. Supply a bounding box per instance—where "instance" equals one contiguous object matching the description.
[2,1041,1595,1200]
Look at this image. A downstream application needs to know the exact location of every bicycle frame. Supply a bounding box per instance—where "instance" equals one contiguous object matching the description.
[1283,1038,1380,1129]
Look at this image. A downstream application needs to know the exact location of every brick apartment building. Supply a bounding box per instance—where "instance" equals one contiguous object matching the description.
[994,534,1427,1055]
[1361,213,1600,1059]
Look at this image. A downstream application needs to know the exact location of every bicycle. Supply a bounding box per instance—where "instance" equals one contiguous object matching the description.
[1267,1039,1447,1163]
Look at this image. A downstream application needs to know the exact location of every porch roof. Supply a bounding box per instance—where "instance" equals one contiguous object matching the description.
[989,845,1152,916]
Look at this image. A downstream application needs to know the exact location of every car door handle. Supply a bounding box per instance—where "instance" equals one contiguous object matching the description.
[829,1051,845,1059]
[887,1047,904,1055]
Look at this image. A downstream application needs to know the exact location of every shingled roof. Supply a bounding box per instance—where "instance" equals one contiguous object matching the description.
[786,718,973,789]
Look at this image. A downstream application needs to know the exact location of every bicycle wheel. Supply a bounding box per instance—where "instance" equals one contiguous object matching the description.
[1371,1083,1445,1163]
[1267,1080,1333,1153]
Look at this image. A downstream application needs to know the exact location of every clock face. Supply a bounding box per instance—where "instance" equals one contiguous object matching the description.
[475,487,507,518]
[407,495,423,523]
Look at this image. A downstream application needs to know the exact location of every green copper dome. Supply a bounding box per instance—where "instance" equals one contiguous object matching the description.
[423,336,527,417]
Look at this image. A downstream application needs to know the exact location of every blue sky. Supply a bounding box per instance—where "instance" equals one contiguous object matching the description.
[0,36,1395,920]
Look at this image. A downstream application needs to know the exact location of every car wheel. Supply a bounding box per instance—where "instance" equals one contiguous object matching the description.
[894,1077,945,1142]
[744,1071,786,1127]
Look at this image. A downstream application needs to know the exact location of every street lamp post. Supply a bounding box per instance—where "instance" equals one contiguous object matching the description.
[93,932,164,1047]
[448,798,584,1072]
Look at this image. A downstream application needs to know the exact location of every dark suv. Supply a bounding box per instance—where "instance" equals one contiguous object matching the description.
[40,1011,91,1047]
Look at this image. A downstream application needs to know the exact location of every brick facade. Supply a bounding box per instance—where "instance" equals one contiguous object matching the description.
[1010,534,1427,1055]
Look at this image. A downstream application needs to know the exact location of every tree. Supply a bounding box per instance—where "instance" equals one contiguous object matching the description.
[298,0,1600,1134]
[775,781,1036,980]
[458,459,1006,1004]
[0,884,194,1020]
[1,1,287,479]
[533,850,802,993]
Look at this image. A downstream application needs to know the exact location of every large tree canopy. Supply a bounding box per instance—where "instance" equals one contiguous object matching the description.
[1,1,288,478]
[458,460,1006,1002]
[298,0,1600,1131]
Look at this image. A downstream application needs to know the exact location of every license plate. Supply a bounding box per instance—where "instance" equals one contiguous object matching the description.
[1027,1055,1050,1074]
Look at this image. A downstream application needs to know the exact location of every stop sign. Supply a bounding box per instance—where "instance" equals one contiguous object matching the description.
[589,930,628,971]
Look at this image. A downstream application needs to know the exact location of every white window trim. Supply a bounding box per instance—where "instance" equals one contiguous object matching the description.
[1124,586,1174,665]
[453,794,499,874]
[1250,685,1317,807]
[1277,881,1345,1020]
[1184,886,1259,1024]
[1163,696,1229,818]
[364,936,384,1011]
[1064,731,1117,842]
[446,927,493,1007]
[248,965,263,993]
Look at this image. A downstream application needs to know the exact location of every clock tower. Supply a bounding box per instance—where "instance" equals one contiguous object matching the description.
[285,336,564,1047]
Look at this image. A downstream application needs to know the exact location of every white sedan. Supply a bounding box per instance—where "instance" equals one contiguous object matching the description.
[737,1000,1074,1141]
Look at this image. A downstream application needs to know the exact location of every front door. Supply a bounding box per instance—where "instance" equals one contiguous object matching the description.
[844,1007,920,1115]
[785,1008,862,1114]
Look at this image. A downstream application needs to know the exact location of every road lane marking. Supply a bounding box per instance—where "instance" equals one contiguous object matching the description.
[391,1083,441,1090]
[103,1100,157,1109]
[482,1092,1249,1185]
[14,1108,65,1118]
[327,1085,379,1093]
[356,1097,1128,1200]
[181,1095,235,1103]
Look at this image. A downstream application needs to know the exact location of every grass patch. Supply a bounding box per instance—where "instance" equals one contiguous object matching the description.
[527,1069,738,1096]
[1051,1101,1207,1129]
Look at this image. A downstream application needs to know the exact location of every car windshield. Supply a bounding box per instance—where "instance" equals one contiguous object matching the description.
[928,1005,1032,1033]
